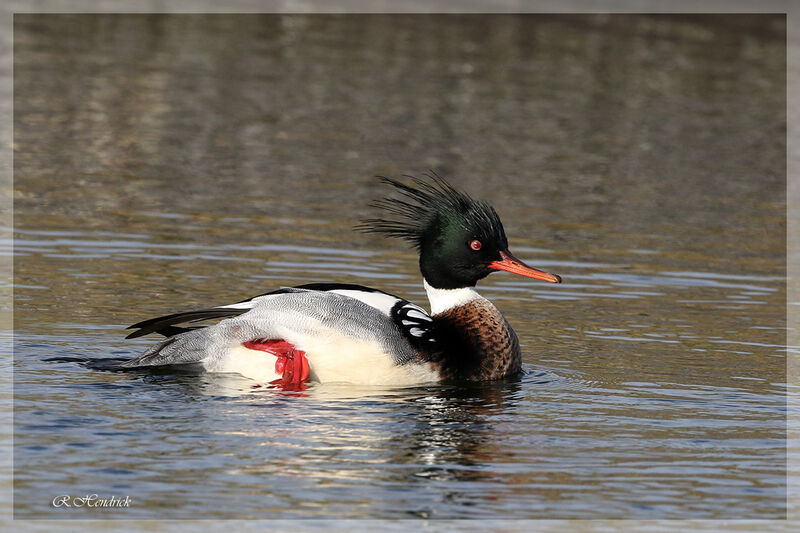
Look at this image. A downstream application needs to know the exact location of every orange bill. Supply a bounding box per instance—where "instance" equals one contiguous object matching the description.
[488,250,562,283]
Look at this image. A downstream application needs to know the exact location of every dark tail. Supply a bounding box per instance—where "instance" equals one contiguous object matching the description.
[125,307,249,339]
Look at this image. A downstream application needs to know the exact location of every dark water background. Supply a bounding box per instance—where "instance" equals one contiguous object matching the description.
[12,14,787,519]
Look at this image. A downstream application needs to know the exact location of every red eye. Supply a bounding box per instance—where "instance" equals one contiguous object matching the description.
[470,240,482,251]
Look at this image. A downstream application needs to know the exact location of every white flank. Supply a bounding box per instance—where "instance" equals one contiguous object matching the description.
[210,345,282,382]
[210,331,438,386]
[298,329,439,386]
[423,279,480,315]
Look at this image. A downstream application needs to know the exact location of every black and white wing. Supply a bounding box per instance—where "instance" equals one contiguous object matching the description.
[302,283,439,348]
[124,286,305,339]
[125,282,439,350]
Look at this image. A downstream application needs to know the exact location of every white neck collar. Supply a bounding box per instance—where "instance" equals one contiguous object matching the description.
[423,279,480,316]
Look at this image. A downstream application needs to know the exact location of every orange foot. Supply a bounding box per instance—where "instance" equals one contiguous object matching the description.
[243,339,310,391]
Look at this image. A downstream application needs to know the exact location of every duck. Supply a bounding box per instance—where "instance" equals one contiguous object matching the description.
[121,174,562,387]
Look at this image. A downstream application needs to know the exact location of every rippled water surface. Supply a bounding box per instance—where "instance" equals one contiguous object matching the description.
[12,14,787,520]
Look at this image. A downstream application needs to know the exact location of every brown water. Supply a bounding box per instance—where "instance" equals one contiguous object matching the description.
[12,14,787,519]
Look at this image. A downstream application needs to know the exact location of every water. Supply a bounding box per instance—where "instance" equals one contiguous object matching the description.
[11,14,787,520]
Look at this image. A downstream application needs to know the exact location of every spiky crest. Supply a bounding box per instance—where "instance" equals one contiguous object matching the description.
[356,172,506,250]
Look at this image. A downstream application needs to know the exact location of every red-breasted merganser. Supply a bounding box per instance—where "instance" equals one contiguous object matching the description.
[122,175,562,387]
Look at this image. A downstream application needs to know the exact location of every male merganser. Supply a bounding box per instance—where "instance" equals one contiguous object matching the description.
[122,175,562,387]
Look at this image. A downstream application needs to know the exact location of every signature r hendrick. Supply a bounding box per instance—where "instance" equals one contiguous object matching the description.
[52,494,132,508]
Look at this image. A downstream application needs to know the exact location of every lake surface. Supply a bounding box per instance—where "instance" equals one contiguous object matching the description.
[11,14,788,520]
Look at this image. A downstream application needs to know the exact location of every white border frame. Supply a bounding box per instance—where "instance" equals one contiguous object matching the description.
[2,2,794,532]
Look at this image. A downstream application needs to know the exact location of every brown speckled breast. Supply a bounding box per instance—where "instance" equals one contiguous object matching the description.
[425,297,521,381]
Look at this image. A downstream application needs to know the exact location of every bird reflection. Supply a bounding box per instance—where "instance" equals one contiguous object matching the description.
[104,357,531,481]
[386,379,523,483]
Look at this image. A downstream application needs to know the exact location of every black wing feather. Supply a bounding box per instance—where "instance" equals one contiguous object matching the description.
[125,308,249,339]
